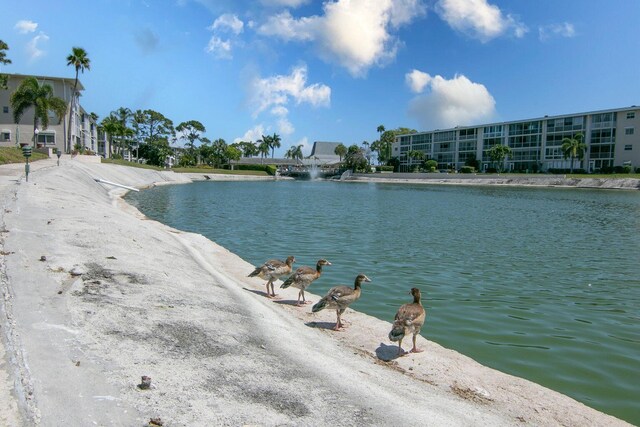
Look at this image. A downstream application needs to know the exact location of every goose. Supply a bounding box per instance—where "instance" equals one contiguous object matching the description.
[312,274,371,331]
[280,259,331,306]
[388,287,426,356]
[248,256,296,298]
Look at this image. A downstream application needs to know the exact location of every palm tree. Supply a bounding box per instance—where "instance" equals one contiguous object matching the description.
[257,138,270,163]
[334,143,347,162]
[285,144,304,161]
[270,133,281,158]
[561,133,586,173]
[66,47,91,153]
[10,77,67,147]
[408,149,425,171]
[0,39,11,90]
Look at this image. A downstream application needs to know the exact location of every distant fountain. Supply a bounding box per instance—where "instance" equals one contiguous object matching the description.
[309,163,319,180]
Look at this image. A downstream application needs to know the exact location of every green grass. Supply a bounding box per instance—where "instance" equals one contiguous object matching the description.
[0,147,49,164]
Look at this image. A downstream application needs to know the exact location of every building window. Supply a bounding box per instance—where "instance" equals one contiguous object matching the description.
[625,145,633,151]
[625,127,634,135]
[627,112,635,119]
[2,106,8,114]
[1,132,10,142]
[36,133,56,145]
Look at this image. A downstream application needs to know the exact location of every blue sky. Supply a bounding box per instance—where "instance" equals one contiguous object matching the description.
[1,0,639,156]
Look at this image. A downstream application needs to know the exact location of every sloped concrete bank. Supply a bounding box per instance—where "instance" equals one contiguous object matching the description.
[347,173,640,190]
[0,158,632,426]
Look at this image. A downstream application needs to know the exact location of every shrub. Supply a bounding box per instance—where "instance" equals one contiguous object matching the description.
[459,166,475,174]
[233,164,276,175]
[377,165,394,172]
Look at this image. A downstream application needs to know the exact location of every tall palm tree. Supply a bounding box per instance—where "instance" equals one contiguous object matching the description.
[0,39,11,90]
[66,47,91,153]
[334,143,347,162]
[561,133,586,173]
[270,133,281,158]
[10,77,67,147]
[285,144,304,161]
[257,138,270,164]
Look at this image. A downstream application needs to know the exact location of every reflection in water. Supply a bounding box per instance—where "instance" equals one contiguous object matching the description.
[127,180,640,424]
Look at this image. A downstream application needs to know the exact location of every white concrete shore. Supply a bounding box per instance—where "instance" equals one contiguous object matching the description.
[0,156,632,426]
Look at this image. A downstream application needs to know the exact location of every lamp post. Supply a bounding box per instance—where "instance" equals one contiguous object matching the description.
[33,128,39,148]
[56,149,62,166]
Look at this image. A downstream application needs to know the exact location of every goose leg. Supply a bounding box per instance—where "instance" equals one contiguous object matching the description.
[333,310,342,331]
[397,338,406,356]
[410,333,424,353]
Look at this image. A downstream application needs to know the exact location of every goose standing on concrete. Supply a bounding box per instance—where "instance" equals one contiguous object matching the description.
[280,259,331,306]
[388,287,426,356]
[312,274,371,331]
[248,256,296,298]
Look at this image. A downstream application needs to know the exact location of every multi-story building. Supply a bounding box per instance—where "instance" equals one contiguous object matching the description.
[393,106,639,172]
[0,73,109,157]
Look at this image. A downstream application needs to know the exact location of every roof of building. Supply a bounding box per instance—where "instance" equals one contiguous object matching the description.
[6,73,85,91]
[307,141,342,165]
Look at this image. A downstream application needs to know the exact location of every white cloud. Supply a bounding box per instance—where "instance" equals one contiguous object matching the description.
[538,22,575,41]
[258,0,427,77]
[27,32,49,61]
[259,0,310,7]
[435,0,527,42]
[210,13,244,35]
[405,69,431,93]
[277,117,295,135]
[234,124,266,144]
[205,36,232,59]
[249,65,330,118]
[15,20,38,34]
[407,72,496,129]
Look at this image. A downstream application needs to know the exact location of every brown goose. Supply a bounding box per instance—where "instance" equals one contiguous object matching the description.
[388,287,426,356]
[280,259,331,306]
[248,256,296,298]
[312,274,371,331]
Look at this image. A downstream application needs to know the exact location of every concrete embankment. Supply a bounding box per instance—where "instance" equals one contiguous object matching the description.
[346,172,640,190]
[0,157,631,426]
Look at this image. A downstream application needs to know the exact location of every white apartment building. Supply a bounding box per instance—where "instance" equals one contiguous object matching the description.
[393,106,639,173]
[0,73,109,157]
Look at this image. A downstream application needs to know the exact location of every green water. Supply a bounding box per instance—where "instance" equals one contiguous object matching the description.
[126,180,640,424]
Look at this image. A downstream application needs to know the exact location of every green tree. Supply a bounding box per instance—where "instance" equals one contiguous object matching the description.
[487,144,512,172]
[0,40,11,90]
[235,141,258,157]
[65,47,91,153]
[407,149,425,172]
[344,144,369,172]
[133,109,175,166]
[425,159,438,172]
[257,137,270,163]
[270,133,281,158]
[176,120,206,166]
[10,77,67,147]
[334,143,347,161]
[561,133,586,173]
[285,144,304,161]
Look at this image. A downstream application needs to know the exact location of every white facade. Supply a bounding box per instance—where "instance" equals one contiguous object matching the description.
[393,106,640,173]
[0,73,109,157]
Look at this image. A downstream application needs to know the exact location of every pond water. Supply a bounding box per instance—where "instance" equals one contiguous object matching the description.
[126,180,640,424]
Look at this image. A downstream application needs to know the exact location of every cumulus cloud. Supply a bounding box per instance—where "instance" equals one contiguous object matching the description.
[405,69,431,93]
[407,72,496,129]
[210,13,244,34]
[259,0,310,7]
[205,14,244,59]
[26,32,49,61]
[258,0,427,77]
[234,124,266,144]
[15,20,38,34]
[435,0,527,42]
[249,65,330,118]
[538,22,575,41]
[205,36,232,59]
